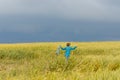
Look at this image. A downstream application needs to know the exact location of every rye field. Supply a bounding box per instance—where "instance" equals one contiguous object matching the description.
[0,42,120,80]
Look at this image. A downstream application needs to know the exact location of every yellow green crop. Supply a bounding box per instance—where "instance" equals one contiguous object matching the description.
[0,42,120,80]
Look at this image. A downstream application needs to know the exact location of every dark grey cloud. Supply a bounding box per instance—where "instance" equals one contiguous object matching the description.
[0,0,120,42]
[0,15,120,42]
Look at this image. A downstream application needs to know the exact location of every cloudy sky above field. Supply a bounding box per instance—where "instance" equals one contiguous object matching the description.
[0,0,120,42]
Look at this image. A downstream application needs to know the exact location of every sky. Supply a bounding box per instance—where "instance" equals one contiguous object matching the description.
[0,0,120,43]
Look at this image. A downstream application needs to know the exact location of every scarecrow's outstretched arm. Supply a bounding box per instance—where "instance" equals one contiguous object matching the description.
[71,46,77,50]
[60,46,66,50]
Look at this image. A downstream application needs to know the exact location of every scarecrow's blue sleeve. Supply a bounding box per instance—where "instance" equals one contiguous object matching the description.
[60,46,66,50]
[71,46,77,50]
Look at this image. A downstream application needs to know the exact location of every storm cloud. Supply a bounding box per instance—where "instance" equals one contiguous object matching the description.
[0,0,120,42]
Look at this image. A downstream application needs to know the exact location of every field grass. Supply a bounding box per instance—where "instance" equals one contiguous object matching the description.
[0,42,120,80]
